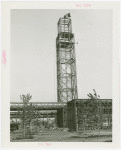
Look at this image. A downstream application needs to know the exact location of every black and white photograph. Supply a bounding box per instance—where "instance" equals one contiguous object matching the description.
[9,9,113,142]
[1,1,120,148]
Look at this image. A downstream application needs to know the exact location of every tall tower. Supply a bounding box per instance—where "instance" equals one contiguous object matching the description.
[56,14,78,102]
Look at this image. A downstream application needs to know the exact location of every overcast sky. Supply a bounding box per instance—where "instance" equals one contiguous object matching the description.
[10,9,112,102]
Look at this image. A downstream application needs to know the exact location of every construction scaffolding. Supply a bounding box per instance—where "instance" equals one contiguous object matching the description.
[56,14,78,102]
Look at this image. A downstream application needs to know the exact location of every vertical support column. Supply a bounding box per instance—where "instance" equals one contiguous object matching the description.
[63,108,64,128]
[107,103,109,130]
[55,114,57,127]
[23,106,26,138]
[63,107,68,128]
[43,115,44,126]
[47,113,48,127]
[37,118,38,127]
[57,109,63,128]
[74,100,78,131]
[16,112,17,123]
[67,101,76,131]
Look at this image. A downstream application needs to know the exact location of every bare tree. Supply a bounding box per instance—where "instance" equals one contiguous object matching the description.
[20,93,32,104]
[87,89,100,99]
[20,93,32,138]
[87,89,103,131]
[77,89,102,131]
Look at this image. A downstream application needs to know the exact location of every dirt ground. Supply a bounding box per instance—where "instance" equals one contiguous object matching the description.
[10,130,112,142]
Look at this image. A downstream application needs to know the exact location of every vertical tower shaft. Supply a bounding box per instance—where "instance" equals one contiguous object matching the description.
[56,14,78,102]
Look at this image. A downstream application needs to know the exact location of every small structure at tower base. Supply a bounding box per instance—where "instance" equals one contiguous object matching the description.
[67,99,112,131]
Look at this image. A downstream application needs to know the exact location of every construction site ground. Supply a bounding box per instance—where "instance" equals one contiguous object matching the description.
[10,129,112,142]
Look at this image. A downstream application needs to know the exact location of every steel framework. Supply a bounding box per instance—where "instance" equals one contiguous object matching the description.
[56,14,78,102]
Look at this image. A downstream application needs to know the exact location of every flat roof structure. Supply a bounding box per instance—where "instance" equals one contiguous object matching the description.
[10,102,67,111]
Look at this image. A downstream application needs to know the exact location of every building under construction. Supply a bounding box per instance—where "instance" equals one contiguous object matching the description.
[10,14,112,132]
[56,13,78,103]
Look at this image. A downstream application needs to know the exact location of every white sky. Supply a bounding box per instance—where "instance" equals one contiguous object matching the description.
[11,9,112,102]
